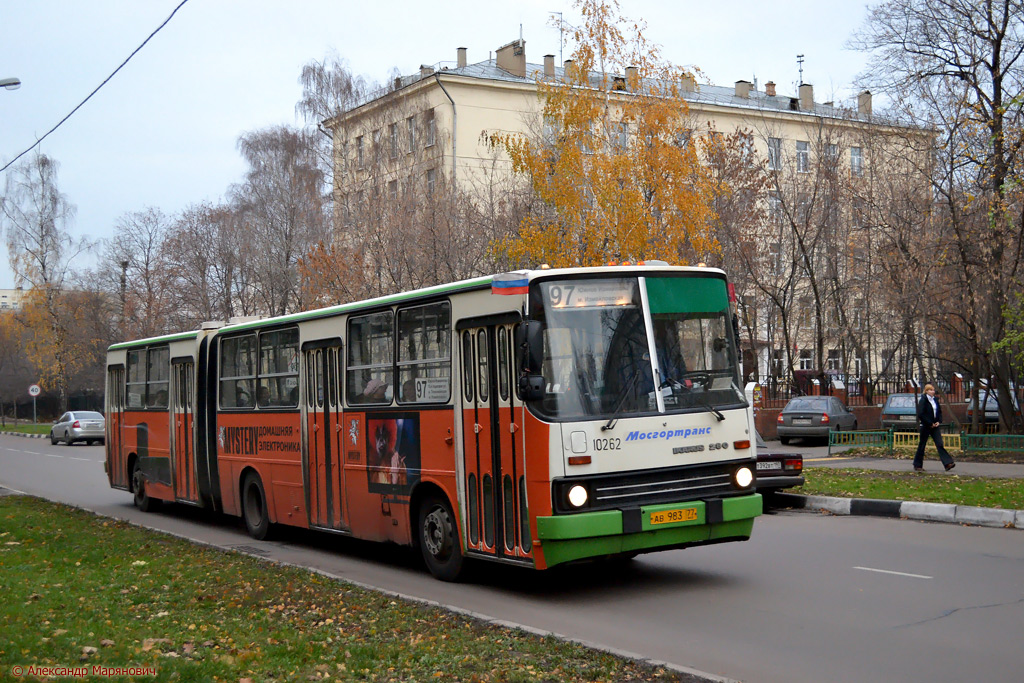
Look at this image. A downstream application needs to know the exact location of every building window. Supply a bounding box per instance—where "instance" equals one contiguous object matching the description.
[825,143,839,167]
[768,191,783,224]
[772,349,785,377]
[388,180,398,201]
[425,109,436,147]
[854,357,865,377]
[799,349,813,370]
[356,136,364,167]
[340,141,348,175]
[796,141,809,173]
[851,146,863,176]
[767,137,782,170]
[407,116,415,153]
[389,123,398,159]
[426,168,436,195]
[827,349,840,371]
[616,121,629,148]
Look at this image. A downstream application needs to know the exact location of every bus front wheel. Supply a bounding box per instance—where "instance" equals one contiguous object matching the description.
[417,494,464,581]
[242,472,271,540]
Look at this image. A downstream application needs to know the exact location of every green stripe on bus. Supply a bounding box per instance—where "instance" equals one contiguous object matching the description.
[218,276,494,333]
[108,331,199,350]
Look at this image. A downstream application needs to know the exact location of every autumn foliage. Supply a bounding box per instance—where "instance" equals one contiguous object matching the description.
[494,0,717,268]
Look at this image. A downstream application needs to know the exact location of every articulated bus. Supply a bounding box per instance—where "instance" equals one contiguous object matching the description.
[105,264,761,580]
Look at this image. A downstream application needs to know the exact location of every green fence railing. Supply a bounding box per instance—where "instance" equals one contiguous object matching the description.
[961,432,1024,453]
[828,430,892,456]
[827,428,1024,456]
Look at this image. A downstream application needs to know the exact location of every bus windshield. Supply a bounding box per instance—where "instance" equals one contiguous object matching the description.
[531,275,744,420]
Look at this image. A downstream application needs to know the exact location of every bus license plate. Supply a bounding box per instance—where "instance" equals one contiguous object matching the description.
[649,508,698,525]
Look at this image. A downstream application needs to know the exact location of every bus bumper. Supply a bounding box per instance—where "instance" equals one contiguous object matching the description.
[535,494,762,569]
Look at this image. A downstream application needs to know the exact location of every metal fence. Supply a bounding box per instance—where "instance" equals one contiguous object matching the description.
[827,429,1023,455]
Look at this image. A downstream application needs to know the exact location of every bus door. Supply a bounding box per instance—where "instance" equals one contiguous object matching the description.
[170,359,200,504]
[459,320,531,560]
[302,341,348,531]
[106,365,127,488]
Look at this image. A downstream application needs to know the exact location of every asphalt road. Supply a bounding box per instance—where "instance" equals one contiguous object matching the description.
[2,433,1022,683]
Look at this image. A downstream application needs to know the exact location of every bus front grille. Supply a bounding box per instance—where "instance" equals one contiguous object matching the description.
[553,461,749,513]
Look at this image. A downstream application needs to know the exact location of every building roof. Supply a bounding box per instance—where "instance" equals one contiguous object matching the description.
[344,57,878,125]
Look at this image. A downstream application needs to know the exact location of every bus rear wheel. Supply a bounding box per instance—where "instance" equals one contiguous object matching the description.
[418,494,464,581]
[132,461,159,512]
[242,472,271,540]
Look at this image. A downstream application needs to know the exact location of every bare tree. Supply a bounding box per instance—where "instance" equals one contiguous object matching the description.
[854,0,1024,431]
[231,126,329,316]
[98,208,174,339]
[1,152,93,410]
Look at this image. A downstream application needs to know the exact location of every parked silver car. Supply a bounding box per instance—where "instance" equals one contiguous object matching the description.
[776,396,857,444]
[50,411,105,446]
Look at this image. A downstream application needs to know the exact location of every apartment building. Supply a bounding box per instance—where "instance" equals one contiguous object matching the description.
[0,288,25,312]
[324,38,930,385]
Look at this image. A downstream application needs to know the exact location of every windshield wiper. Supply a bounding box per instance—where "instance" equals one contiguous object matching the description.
[696,393,726,421]
[602,370,643,431]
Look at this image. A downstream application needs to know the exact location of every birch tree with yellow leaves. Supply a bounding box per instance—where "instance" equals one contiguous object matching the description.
[494,0,716,268]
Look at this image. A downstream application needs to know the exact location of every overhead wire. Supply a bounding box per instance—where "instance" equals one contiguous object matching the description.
[0,0,191,174]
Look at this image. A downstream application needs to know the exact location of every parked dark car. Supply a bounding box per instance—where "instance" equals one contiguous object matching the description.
[776,395,857,444]
[50,411,105,446]
[967,389,1021,424]
[880,393,920,431]
[755,431,804,493]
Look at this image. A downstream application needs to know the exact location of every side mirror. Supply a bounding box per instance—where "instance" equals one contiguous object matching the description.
[518,374,545,401]
[515,320,544,374]
[515,321,545,400]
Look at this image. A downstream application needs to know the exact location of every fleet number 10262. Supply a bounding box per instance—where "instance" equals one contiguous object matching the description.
[593,437,621,451]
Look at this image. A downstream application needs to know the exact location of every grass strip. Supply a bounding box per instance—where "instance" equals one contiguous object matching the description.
[0,424,51,435]
[0,496,691,682]
[796,468,1024,510]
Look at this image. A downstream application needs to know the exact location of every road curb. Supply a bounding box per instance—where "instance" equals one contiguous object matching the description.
[774,492,1021,529]
[0,431,47,439]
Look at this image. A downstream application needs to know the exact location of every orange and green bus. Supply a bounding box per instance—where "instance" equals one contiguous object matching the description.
[105,264,761,580]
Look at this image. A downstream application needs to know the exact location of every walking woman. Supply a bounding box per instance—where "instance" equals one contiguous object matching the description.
[914,383,956,472]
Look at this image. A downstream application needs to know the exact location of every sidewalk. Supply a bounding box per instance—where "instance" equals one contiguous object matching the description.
[805,454,1024,478]
[777,452,1024,530]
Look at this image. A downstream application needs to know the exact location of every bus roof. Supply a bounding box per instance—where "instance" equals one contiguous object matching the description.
[108,265,727,345]
[108,330,199,351]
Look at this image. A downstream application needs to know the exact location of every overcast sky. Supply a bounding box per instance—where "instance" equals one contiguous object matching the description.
[0,0,874,290]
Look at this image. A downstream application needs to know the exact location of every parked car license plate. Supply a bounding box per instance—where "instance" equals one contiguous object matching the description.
[649,508,698,525]
[900,415,915,421]
[793,418,812,425]
[756,461,782,470]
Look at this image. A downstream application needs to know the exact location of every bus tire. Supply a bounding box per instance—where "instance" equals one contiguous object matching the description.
[132,461,159,512]
[242,472,271,540]
[417,494,464,581]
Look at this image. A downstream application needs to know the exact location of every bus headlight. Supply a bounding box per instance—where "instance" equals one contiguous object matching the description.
[733,466,754,489]
[567,485,589,507]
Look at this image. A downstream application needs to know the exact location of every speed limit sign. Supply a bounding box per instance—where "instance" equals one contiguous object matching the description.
[28,384,41,397]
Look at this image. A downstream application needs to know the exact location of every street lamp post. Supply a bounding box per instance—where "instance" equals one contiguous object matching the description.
[1,77,21,90]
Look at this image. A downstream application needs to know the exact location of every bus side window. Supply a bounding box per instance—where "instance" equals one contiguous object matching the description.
[346,311,395,406]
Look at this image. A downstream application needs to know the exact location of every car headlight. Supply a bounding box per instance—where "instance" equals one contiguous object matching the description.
[567,484,589,507]
[734,466,754,489]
